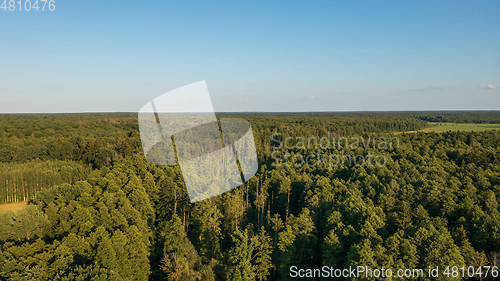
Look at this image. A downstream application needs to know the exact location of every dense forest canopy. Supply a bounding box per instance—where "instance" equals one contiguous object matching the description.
[0,111,499,280]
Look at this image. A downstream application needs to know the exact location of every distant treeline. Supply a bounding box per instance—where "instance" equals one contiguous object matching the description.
[411,111,500,124]
[0,112,430,167]
[0,114,140,167]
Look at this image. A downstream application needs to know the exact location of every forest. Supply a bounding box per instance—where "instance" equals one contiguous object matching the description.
[0,111,499,280]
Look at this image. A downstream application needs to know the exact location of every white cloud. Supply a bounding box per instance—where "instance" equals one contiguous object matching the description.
[306,95,319,100]
[481,84,497,89]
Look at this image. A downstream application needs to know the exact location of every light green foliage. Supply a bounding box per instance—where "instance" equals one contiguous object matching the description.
[227,227,273,281]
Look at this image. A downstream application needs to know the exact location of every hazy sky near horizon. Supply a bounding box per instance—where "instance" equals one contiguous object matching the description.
[0,0,499,112]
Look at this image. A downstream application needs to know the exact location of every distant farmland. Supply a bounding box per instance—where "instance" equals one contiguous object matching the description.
[423,122,500,132]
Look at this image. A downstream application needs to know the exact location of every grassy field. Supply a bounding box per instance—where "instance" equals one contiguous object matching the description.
[422,122,500,132]
[0,201,28,215]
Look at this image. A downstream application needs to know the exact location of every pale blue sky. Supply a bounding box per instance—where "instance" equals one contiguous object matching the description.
[0,0,499,112]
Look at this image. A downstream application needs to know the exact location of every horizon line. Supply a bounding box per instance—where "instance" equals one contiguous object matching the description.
[0,109,499,114]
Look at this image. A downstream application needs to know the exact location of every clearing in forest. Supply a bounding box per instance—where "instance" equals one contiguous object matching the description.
[0,201,28,215]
